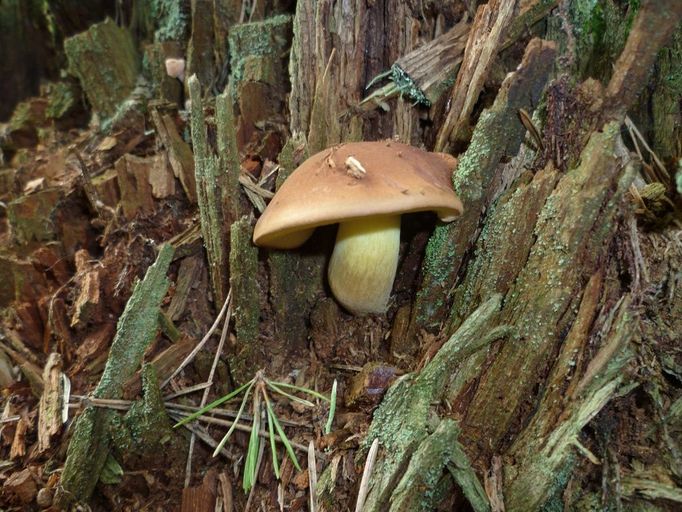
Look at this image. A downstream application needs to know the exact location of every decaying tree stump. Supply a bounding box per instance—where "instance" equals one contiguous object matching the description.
[1,0,681,510]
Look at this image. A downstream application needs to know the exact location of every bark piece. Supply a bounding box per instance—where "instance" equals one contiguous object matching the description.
[151,110,197,202]
[359,296,508,511]
[56,244,174,506]
[37,353,64,453]
[115,154,156,220]
[6,187,63,244]
[9,413,30,459]
[188,75,230,304]
[147,153,176,198]
[74,323,115,367]
[70,267,101,328]
[229,216,260,381]
[267,135,325,350]
[229,15,292,157]
[0,341,43,397]
[181,468,217,512]
[463,122,633,455]
[3,468,37,505]
[604,0,682,120]
[435,0,517,152]
[0,253,47,308]
[215,84,244,226]
[186,0,216,91]
[504,298,634,511]
[0,98,48,151]
[167,254,204,321]
[361,20,470,110]
[410,38,556,336]
[64,19,140,119]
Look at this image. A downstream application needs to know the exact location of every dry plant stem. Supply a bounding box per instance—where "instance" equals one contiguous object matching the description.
[308,441,318,512]
[168,412,234,460]
[163,382,211,400]
[176,412,312,454]
[355,438,379,512]
[624,116,670,183]
[185,296,233,488]
[161,290,231,389]
[435,0,517,152]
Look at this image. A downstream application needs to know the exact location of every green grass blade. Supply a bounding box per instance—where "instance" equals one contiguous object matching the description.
[243,405,261,492]
[212,381,255,457]
[324,379,337,435]
[266,381,315,407]
[265,398,301,471]
[266,381,330,403]
[266,405,281,479]
[174,379,254,427]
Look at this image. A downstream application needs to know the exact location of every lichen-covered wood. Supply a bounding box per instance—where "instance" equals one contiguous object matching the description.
[409,38,556,337]
[229,216,260,381]
[64,19,140,119]
[189,75,229,304]
[55,244,174,506]
[356,296,508,511]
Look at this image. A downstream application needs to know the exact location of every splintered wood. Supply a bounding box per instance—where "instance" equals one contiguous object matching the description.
[435,0,517,152]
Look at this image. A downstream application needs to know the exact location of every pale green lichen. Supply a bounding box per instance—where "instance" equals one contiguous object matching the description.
[228,15,292,96]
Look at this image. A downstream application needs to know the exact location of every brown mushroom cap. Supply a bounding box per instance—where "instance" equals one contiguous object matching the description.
[253,141,463,248]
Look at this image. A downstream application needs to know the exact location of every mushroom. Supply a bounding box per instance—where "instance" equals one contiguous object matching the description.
[253,141,463,315]
[165,58,186,82]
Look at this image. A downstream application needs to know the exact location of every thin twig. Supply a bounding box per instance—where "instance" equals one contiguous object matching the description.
[172,411,312,454]
[163,382,211,400]
[162,290,231,389]
[185,295,233,487]
[308,440,318,512]
[168,412,235,460]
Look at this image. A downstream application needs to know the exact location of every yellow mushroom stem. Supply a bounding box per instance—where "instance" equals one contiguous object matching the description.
[327,214,401,315]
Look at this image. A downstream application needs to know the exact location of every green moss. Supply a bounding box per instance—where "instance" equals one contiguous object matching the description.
[570,0,640,81]
[189,76,228,303]
[229,217,260,381]
[151,0,188,42]
[96,244,174,399]
[64,18,140,119]
[45,81,79,120]
[228,14,293,96]
[58,245,173,506]
[6,188,62,244]
[539,456,576,512]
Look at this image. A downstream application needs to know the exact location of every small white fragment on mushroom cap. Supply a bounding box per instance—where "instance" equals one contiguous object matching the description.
[165,58,186,82]
[345,156,366,179]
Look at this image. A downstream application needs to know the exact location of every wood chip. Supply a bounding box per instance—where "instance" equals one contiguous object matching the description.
[38,353,64,453]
